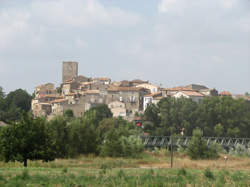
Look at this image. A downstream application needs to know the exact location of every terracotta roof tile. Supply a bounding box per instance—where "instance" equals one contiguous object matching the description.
[145,91,162,97]
[220,91,231,96]
[50,99,68,104]
[39,94,62,98]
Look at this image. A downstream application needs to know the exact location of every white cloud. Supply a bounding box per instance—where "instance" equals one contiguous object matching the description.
[0,0,141,52]
[0,10,30,50]
[30,0,141,28]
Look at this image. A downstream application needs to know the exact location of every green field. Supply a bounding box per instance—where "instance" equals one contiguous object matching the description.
[0,152,249,186]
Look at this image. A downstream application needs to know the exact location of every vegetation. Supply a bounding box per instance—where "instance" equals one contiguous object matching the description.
[144,96,250,137]
[0,153,249,186]
[0,85,249,171]
[186,128,219,159]
[0,87,32,123]
[0,113,55,167]
[0,102,143,165]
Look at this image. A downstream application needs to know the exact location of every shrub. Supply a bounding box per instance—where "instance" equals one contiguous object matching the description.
[186,129,219,159]
[100,127,144,158]
[204,168,215,180]
[229,144,250,157]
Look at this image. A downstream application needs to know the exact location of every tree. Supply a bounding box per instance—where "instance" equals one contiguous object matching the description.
[0,113,55,167]
[214,123,224,137]
[99,119,143,157]
[186,128,218,160]
[82,104,112,127]
[0,87,4,99]
[47,116,71,158]
[68,118,100,156]
[63,109,74,120]
[0,89,32,122]
[5,89,32,112]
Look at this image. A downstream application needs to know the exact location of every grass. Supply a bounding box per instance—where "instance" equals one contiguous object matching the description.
[0,151,249,186]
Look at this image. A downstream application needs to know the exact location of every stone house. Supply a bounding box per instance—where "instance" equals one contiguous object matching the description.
[136,83,159,93]
[106,86,148,115]
[162,87,193,97]
[108,101,126,117]
[93,77,111,85]
[199,88,218,96]
[32,102,52,117]
[35,83,57,98]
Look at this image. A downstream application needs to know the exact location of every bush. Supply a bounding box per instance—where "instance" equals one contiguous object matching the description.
[186,129,219,160]
[204,168,215,180]
[229,144,250,157]
[100,127,144,158]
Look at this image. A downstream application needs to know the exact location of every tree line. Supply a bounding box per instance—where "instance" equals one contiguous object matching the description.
[143,96,250,138]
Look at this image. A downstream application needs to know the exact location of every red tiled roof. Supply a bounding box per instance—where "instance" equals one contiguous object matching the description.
[220,91,231,96]
[50,99,68,104]
[145,91,162,97]
[39,94,62,98]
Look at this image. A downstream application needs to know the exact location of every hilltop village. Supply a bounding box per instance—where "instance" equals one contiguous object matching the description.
[32,62,250,120]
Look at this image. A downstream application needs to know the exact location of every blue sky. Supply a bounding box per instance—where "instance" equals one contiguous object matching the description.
[0,0,249,94]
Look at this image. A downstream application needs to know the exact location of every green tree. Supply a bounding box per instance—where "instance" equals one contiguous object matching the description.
[214,123,224,137]
[186,128,219,160]
[47,116,71,158]
[99,119,143,157]
[63,109,74,120]
[0,89,32,122]
[82,104,112,127]
[0,87,4,99]
[0,113,55,167]
[5,89,32,112]
[68,118,100,156]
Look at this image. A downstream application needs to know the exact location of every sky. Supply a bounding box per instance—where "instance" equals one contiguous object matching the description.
[0,0,249,94]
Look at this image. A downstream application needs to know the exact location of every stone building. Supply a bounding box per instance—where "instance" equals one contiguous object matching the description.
[35,83,57,98]
[108,101,126,117]
[106,86,148,115]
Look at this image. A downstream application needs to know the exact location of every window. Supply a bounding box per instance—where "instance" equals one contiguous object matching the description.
[120,97,123,102]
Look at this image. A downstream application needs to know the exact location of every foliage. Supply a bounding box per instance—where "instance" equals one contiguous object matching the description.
[229,144,250,157]
[186,129,219,160]
[63,109,74,120]
[67,118,100,156]
[204,168,215,180]
[99,119,143,158]
[82,104,112,127]
[0,88,32,122]
[143,96,250,137]
[47,116,71,158]
[0,113,55,167]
